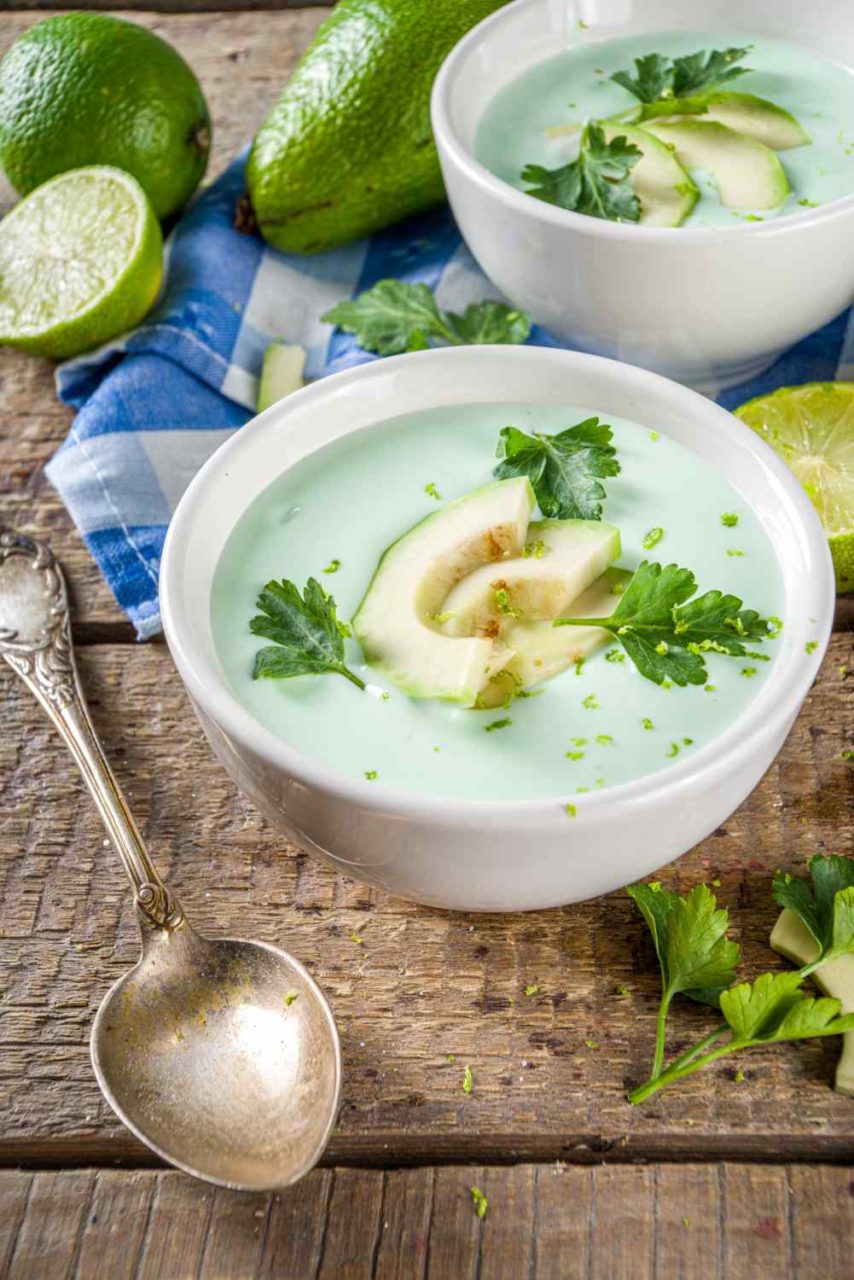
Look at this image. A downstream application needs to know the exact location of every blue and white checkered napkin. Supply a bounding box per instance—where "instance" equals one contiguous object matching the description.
[47,155,854,638]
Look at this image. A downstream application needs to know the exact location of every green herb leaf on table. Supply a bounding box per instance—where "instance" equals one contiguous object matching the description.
[250,577,365,690]
[521,121,642,223]
[626,858,854,1105]
[493,418,620,520]
[322,280,531,356]
[772,855,854,969]
[556,560,773,686]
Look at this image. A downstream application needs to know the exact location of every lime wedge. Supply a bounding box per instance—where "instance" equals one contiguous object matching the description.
[735,382,854,593]
[0,166,162,360]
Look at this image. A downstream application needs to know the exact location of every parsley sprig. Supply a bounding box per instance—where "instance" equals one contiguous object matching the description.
[628,858,854,1104]
[522,120,641,222]
[611,45,752,103]
[773,855,854,974]
[322,280,531,356]
[493,418,620,520]
[250,577,365,689]
[556,560,773,686]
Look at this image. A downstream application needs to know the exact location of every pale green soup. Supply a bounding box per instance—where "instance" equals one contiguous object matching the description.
[211,404,786,802]
[475,30,854,226]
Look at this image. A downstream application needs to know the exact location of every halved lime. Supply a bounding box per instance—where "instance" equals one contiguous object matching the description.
[0,165,162,360]
[735,382,854,593]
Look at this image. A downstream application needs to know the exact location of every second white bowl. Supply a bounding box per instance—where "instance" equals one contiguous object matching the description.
[432,0,854,392]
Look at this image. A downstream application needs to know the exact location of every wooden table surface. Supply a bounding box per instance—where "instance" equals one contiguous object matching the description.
[0,7,853,1277]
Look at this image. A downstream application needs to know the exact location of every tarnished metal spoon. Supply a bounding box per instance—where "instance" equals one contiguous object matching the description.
[0,528,341,1190]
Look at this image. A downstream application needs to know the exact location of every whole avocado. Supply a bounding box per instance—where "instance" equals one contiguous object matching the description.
[0,14,211,219]
[247,0,508,254]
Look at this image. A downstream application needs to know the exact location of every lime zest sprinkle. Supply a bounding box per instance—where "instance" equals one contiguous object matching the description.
[566,750,585,761]
[350,932,364,946]
[470,1186,488,1219]
[741,667,757,678]
[642,527,664,550]
[523,538,546,559]
[596,734,613,746]
[565,802,577,817]
[575,657,585,676]
[284,991,299,1006]
[582,693,599,710]
[649,431,660,442]
[364,769,378,780]
[462,1065,473,1094]
[720,513,739,527]
[425,481,441,500]
[726,549,745,558]
[524,983,539,996]
[485,717,512,732]
[642,718,654,730]
[605,648,625,663]
[704,684,716,692]
[666,742,680,758]
[767,616,783,637]
[805,641,818,654]
[322,558,341,574]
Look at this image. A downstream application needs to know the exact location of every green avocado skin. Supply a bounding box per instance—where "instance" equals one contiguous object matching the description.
[247,0,508,254]
[0,14,211,219]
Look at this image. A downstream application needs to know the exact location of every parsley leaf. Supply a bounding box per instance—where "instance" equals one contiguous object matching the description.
[772,856,854,967]
[628,882,739,1075]
[322,280,531,356]
[250,577,365,690]
[610,46,751,103]
[611,52,674,104]
[521,121,641,223]
[493,417,620,520]
[671,46,752,97]
[556,561,772,686]
[720,971,853,1045]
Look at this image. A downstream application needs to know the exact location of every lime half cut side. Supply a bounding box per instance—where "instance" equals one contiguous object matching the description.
[0,165,162,360]
[735,382,854,594]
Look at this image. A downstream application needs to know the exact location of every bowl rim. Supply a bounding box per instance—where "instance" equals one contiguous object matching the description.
[430,0,854,242]
[160,345,834,824]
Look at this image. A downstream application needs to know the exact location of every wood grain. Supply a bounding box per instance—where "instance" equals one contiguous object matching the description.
[1,1164,853,1279]
[1,640,851,1167]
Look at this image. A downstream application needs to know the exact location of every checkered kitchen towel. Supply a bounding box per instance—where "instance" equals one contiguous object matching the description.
[47,155,854,638]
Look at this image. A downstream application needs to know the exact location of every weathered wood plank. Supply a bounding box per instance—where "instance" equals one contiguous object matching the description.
[0,640,851,1166]
[5,1170,95,1280]
[0,1165,851,1279]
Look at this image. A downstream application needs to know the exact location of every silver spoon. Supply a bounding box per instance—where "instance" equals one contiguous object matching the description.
[0,528,341,1190]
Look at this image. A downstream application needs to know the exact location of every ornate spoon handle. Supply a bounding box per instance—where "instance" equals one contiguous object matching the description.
[0,528,183,930]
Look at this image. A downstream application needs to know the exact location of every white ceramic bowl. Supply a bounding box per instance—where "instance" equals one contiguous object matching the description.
[432,0,854,392]
[160,346,834,912]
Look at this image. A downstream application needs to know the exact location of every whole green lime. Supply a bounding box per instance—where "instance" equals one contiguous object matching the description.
[0,13,211,219]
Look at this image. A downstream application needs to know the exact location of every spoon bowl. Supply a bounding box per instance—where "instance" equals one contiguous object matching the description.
[93,924,341,1189]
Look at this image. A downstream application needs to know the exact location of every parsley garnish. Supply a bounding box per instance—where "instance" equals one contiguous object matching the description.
[611,46,751,103]
[250,577,365,689]
[494,418,620,520]
[322,280,531,356]
[522,121,642,222]
[772,856,854,972]
[627,863,854,1103]
[555,560,772,686]
[484,717,512,732]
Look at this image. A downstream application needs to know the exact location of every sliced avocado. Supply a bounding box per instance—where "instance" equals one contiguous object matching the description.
[657,92,810,152]
[478,568,630,708]
[771,909,854,1097]
[440,518,621,637]
[257,343,306,412]
[352,478,534,705]
[644,119,790,209]
[604,124,698,227]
